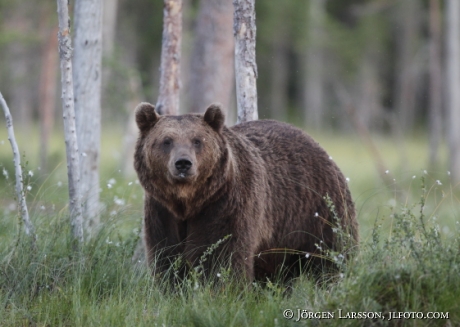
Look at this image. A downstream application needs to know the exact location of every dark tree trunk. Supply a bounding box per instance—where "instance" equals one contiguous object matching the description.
[187,0,234,115]
[156,0,183,115]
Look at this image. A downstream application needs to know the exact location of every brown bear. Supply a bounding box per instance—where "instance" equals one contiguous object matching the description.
[134,102,358,282]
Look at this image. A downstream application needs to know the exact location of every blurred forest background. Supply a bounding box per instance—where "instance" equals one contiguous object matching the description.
[0,0,458,183]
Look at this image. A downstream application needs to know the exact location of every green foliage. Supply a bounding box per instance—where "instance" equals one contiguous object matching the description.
[1,130,459,326]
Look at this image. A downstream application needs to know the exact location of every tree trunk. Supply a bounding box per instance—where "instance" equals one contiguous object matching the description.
[102,0,118,59]
[269,3,289,122]
[304,0,325,128]
[233,0,258,123]
[156,0,183,115]
[57,0,84,245]
[73,0,103,235]
[0,92,36,243]
[38,26,59,173]
[187,0,234,114]
[429,0,443,169]
[393,0,421,132]
[446,0,460,184]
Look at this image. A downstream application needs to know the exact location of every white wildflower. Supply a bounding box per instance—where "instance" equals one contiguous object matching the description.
[114,196,125,206]
[2,167,8,179]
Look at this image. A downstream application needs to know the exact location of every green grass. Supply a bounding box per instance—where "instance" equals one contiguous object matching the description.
[1,125,460,326]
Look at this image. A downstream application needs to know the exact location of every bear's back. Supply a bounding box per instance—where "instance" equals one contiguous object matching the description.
[228,119,357,248]
[229,119,332,172]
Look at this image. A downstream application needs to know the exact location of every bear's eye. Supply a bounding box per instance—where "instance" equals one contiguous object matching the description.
[163,139,172,147]
[192,139,201,147]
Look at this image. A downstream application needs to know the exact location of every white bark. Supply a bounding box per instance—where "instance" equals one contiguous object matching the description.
[57,0,84,244]
[157,0,183,115]
[0,92,36,242]
[446,0,460,184]
[233,0,258,123]
[73,0,103,235]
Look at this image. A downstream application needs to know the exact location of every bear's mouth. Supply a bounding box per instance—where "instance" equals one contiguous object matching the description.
[170,171,196,183]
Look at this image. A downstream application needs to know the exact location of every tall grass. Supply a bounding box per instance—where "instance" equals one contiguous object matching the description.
[1,130,459,326]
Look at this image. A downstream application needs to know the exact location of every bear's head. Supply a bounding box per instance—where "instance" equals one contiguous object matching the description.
[134,102,226,199]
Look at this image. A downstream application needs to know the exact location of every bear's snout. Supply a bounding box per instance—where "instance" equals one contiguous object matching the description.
[175,158,192,174]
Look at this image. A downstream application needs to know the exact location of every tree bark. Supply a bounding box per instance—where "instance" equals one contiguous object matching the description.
[156,0,183,115]
[233,0,258,123]
[446,0,460,184]
[102,0,118,59]
[393,0,421,132]
[38,26,59,173]
[428,0,443,169]
[304,0,325,128]
[0,92,36,242]
[187,0,234,114]
[57,0,84,245]
[269,4,289,122]
[73,0,103,235]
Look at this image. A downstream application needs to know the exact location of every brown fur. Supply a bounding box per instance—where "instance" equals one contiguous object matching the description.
[134,102,358,282]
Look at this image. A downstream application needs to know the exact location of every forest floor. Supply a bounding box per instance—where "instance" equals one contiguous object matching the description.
[0,126,459,326]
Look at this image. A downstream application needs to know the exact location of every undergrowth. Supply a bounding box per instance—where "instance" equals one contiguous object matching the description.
[0,176,459,326]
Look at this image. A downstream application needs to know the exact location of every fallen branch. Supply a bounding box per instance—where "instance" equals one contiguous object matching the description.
[0,91,36,243]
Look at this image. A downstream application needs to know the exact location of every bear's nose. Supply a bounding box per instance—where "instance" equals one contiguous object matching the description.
[175,159,192,173]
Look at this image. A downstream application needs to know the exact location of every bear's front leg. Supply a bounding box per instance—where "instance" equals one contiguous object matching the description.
[184,219,256,283]
[144,196,186,276]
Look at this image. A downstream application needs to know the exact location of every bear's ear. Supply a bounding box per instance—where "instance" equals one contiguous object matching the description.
[204,103,225,133]
[135,102,160,134]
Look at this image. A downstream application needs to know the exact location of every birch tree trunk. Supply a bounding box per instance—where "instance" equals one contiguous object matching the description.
[446,0,460,184]
[428,0,442,169]
[187,0,234,114]
[0,92,36,242]
[73,0,103,235]
[304,0,325,128]
[233,0,258,123]
[57,0,84,245]
[156,0,182,115]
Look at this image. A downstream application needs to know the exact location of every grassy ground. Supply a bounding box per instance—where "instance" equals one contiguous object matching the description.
[0,125,459,326]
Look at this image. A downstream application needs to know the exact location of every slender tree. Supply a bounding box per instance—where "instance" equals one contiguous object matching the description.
[0,92,36,243]
[187,0,234,114]
[304,0,325,128]
[446,0,460,184]
[233,0,258,123]
[428,0,442,169]
[393,0,422,131]
[157,0,183,115]
[57,0,84,245]
[38,26,58,173]
[73,0,103,235]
